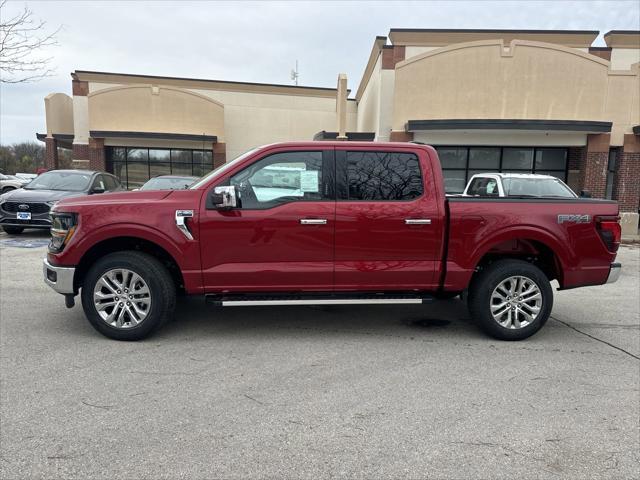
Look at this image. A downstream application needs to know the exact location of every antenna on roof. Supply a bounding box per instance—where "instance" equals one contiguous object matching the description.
[290,60,299,86]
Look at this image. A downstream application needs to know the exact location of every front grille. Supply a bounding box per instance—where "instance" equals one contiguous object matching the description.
[0,218,51,226]
[1,202,50,214]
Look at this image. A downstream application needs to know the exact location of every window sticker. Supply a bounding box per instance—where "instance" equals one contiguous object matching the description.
[487,181,496,194]
[300,170,319,193]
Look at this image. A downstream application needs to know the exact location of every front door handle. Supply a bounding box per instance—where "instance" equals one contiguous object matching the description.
[300,218,327,225]
[405,218,432,225]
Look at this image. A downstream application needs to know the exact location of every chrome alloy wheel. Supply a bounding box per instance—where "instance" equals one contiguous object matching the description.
[93,268,152,329]
[490,275,542,329]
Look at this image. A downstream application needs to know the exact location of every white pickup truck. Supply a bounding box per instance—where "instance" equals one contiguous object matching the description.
[462,173,579,198]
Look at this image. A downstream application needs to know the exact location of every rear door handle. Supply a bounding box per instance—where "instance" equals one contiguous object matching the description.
[405,219,431,225]
[300,218,327,225]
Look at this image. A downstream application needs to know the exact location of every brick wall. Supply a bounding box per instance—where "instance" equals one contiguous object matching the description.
[583,151,609,198]
[88,138,106,171]
[389,131,413,142]
[382,46,406,69]
[614,135,640,213]
[44,137,58,170]
[577,134,610,199]
[72,143,89,161]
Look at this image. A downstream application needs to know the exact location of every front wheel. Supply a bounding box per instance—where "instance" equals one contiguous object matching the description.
[467,259,553,341]
[81,251,176,340]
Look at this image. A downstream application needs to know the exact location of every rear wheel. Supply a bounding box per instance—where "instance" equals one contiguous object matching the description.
[81,251,176,340]
[2,226,24,234]
[468,259,552,341]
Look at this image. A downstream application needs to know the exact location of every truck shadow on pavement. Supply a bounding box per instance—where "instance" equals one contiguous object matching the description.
[147,296,490,342]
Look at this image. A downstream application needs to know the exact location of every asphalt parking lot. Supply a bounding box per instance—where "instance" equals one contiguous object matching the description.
[0,230,638,479]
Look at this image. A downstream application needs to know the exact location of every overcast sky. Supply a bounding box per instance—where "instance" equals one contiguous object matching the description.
[1,0,638,144]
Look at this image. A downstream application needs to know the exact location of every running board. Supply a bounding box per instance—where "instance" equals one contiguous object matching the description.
[205,293,435,307]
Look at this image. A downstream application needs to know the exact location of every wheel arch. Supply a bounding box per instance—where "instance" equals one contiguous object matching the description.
[73,236,185,294]
[467,227,570,287]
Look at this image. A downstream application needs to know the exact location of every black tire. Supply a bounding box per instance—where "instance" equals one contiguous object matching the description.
[467,259,553,341]
[81,251,176,340]
[2,226,24,234]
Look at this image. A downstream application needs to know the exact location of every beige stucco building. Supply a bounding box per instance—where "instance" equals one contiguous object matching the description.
[40,28,640,232]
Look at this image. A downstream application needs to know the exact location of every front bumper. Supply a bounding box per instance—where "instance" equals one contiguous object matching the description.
[606,262,622,284]
[43,258,76,295]
[0,214,52,229]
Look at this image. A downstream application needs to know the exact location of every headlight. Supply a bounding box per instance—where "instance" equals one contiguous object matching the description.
[49,212,78,253]
[46,200,57,207]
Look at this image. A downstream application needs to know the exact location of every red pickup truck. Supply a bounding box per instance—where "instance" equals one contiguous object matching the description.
[43,142,621,341]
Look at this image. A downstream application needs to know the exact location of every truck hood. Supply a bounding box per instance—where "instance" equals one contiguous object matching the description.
[53,190,173,209]
[0,188,86,203]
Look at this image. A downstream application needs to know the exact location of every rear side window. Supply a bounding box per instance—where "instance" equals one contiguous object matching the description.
[345,151,423,201]
[467,177,499,196]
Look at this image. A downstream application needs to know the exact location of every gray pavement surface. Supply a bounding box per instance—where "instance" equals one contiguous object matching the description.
[1,230,639,479]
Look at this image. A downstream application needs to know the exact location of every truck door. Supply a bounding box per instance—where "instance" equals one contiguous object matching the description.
[334,147,442,291]
[198,148,336,292]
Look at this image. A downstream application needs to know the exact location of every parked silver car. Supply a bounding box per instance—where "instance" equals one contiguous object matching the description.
[0,173,30,194]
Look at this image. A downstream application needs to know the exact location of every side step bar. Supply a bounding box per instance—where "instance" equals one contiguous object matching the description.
[206,293,435,307]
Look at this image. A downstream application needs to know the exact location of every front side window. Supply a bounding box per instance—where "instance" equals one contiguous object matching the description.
[346,151,423,201]
[229,151,328,209]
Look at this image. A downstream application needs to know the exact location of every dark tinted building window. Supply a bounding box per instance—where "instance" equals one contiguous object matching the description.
[435,146,568,194]
[106,147,215,189]
[346,151,423,201]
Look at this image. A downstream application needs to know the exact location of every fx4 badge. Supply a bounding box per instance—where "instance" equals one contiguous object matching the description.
[558,214,590,224]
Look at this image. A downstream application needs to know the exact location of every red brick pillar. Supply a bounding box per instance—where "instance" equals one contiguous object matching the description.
[44,137,59,170]
[614,135,640,213]
[88,138,106,171]
[213,142,226,169]
[389,131,414,142]
[566,146,586,194]
[580,134,610,198]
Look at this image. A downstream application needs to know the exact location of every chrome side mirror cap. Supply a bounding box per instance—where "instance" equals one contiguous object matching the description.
[210,185,237,209]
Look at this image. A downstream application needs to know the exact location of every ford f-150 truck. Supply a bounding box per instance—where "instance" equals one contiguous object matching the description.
[42,142,622,341]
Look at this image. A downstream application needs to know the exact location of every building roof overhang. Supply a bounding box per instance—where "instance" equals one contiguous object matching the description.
[313,131,375,141]
[406,119,612,133]
[633,125,640,135]
[388,28,600,48]
[36,133,74,149]
[604,30,640,48]
[73,71,350,99]
[89,131,218,143]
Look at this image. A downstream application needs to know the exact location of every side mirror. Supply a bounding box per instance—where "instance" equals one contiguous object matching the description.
[91,187,106,194]
[580,190,592,198]
[210,185,237,209]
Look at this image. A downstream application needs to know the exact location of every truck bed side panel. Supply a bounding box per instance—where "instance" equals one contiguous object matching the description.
[445,198,619,291]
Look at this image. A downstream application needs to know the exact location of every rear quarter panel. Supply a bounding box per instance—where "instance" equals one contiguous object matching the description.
[445,198,619,290]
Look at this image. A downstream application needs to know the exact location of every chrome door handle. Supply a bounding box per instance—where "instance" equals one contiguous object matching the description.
[300,218,327,225]
[405,218,431,225]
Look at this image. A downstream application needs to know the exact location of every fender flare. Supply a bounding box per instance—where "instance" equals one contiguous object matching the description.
[71,223,186,269]
[468,225,572,274]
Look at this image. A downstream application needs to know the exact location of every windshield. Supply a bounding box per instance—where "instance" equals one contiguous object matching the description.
[141,177,196,190]
[189,147,260,189]
[503,177,577,198]
[25,171,92,192]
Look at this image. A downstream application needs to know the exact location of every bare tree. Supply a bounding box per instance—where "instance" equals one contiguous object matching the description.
[0,0,61,83]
